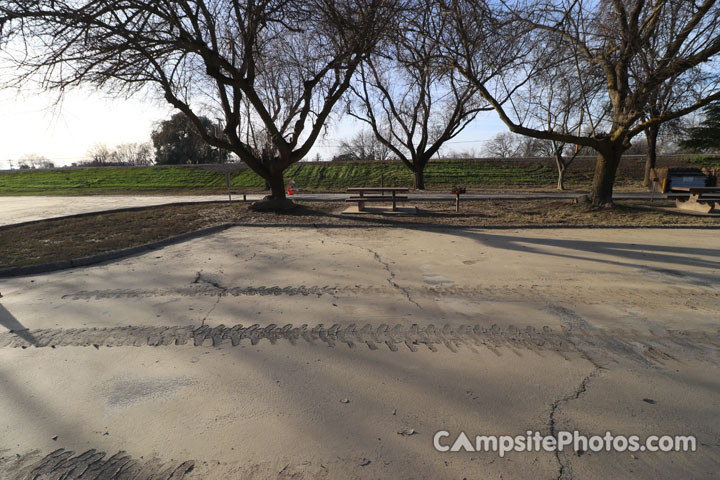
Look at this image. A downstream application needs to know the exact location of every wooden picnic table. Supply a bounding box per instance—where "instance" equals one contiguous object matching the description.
[668,186,720,213]
[346,187,410,212]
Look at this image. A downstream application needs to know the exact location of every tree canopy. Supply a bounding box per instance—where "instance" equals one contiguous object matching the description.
[348,3,487,189]
[0,0,403,202]
[440,0,720,205]
[152,113,227,165]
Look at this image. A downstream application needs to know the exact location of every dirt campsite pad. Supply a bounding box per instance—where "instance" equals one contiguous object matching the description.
[1,226,719,479]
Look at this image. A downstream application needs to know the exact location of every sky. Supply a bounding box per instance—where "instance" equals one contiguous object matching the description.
[0,85,507,170]
[0,87,172,169]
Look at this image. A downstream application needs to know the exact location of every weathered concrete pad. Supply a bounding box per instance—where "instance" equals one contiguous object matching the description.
[0,226,719,478]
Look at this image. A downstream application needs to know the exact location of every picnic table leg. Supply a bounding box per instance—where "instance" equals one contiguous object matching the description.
[392,191,397,211]
[675,194,714,213]
[358,191,365,212]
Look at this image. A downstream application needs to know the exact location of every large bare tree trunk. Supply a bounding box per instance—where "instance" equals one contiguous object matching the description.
[260,156,272,191]
[643,125,659,188]
[267,170,286,199]
[249,166,294,211]
[413,165,426,190]
[589,148,623,206]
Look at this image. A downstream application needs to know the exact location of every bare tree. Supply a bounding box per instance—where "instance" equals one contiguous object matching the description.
[348,3,488,189]
[442,0,720,206]
[18,153,54,169]
[636,72,707,187]
[519,44,605,190]
[444,147,480,159]
[110,142,155,166]
[482,132,555,158]
[85,143,112,166]
[548,141,581,191]
[0,0,402,204]
[482,132,524,158]
[483,131,579,190]
[336,129,392,162]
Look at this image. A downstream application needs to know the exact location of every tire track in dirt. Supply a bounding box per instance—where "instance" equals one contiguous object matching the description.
[0,448,193,480]
[1,322,718,366]
[59,283,720,310]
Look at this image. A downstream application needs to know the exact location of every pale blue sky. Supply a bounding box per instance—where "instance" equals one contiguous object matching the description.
[0,87,506,169]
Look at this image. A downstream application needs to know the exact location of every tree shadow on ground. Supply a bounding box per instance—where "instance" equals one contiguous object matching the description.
[0,304,37,345]
[436,229,720,286]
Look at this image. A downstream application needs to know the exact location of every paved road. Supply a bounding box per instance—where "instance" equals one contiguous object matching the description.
[0,191,660,226]
[1,226,718,479]
[0,195,261,227]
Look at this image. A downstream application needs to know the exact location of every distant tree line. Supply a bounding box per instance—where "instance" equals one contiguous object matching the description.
[78,112,229,167]
[83,142,154,167]
[12,154,54,170]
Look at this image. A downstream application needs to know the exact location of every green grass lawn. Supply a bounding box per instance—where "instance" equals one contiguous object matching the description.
[0,161,558,195]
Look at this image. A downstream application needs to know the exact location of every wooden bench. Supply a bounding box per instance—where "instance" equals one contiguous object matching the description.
[345,187,410,212]
[668,186,720,213]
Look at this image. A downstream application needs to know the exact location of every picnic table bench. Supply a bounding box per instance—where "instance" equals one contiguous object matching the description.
[345,187,409,212]
[667,186,720,213]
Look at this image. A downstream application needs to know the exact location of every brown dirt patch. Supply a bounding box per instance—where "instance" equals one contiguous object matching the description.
[0,199,717,269]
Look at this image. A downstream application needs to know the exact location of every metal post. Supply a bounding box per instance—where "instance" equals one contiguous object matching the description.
[650,179,656,203]
[225,172,232,202]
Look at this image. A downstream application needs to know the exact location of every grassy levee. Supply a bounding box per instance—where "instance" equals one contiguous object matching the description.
[282,160,556,188]
[0,161,557,195]
[0,166,228,194]
[0,155,713,195]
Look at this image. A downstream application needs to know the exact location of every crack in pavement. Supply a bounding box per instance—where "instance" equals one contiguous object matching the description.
[368,249,423,310]
[192,271,227,291]
[192,272,227,326]
[200,296,222,326]
[317,228,423,310]
[548,367,603,480]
